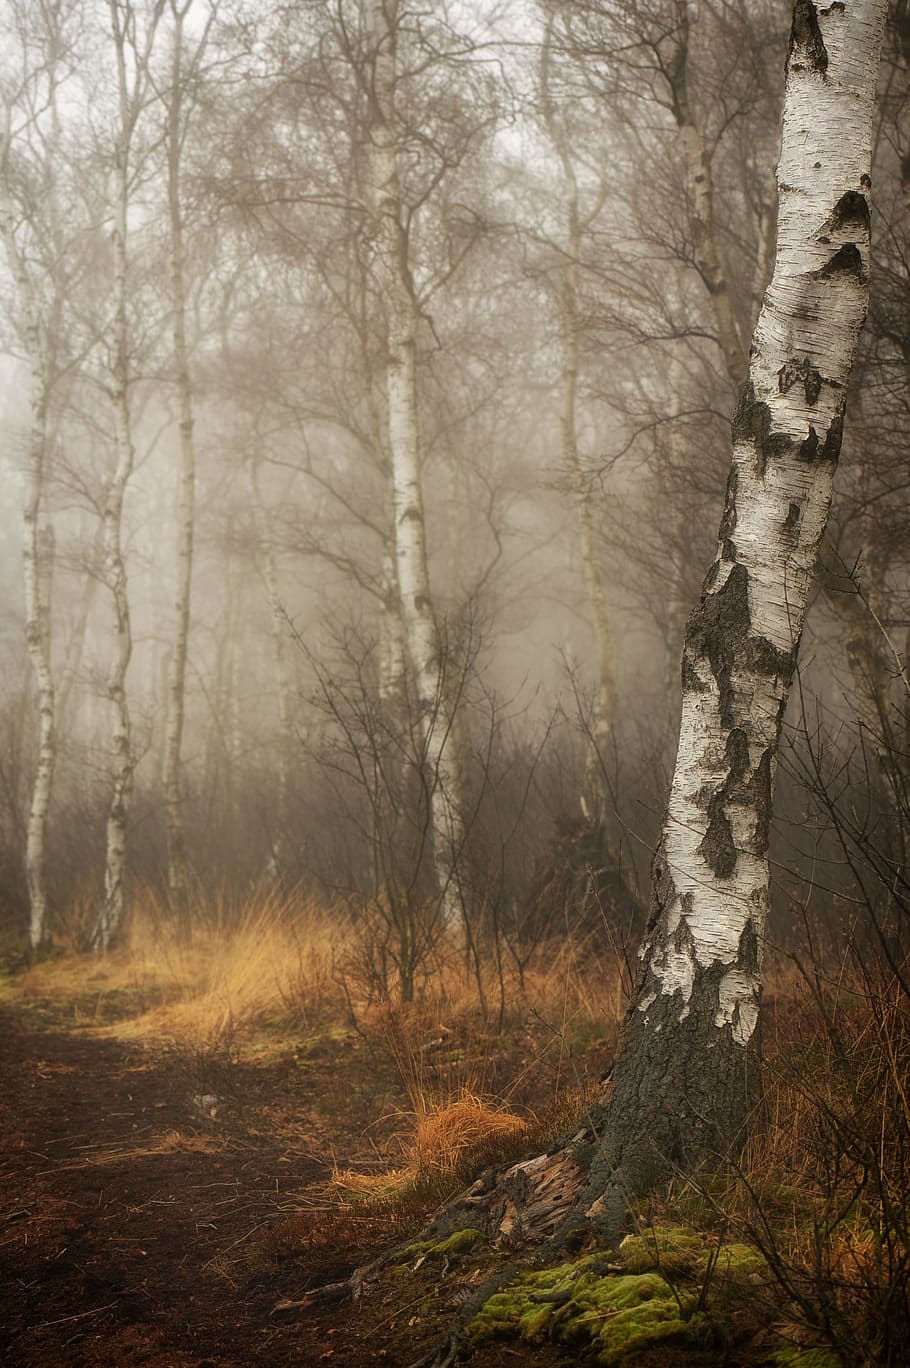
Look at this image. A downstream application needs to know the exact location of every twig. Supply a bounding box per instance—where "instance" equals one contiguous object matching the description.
[36,1303,117,1330]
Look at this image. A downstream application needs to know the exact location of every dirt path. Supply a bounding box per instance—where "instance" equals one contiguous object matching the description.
[0,1008,402,1367]
[0,1007,588,1368]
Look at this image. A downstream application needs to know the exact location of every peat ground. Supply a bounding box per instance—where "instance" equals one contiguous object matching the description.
[0,999,592,1368]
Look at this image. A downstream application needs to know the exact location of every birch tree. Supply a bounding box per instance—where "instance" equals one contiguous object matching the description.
[158,0,217,908]
[91,0,165,951]
[0,0,77,950]
[400,1,890,1273]
[576,0,889,1235]
[363,0,468,923]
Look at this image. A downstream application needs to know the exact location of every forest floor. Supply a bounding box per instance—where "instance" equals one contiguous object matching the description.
[0,979,609,1368]
[1,931,888,1368]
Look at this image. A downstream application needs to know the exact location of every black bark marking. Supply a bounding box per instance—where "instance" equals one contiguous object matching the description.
[784,501,802,532]
[750,748,773,854]
[687,563,751,730]
[718,468,738,545]
[724,727,751,788]
[787,0,828,75]
[743,634,795,684]
[799,426,819,462]
[699,795,737,878]
[778,356,822,405]
[673,909,695,954]
[822,413,844,462]
[819,242,866,283]
[732,383,771,447]
[681,652,708,695]
[732,384,774,478]
[823,190,871,236]
[645,853,675,938]
[698,728,749,879]
[738,917,762,978]
[798,418,841,464]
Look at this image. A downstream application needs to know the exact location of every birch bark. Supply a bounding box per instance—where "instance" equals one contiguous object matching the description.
[92,0,164,950]
[249,462,293,876]
[161,0,212,907]
[577,0,889,1235]
[0,153,56,952]
[0,70,64,950]
[365,0,464,923]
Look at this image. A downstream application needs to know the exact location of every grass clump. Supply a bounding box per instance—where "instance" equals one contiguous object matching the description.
[332,1091,529,1203]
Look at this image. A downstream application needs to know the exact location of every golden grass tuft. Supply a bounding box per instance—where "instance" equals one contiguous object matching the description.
[412,1091,529,1173]
[333,1090,529,1200]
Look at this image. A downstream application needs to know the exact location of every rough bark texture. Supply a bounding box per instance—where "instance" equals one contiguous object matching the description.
[366,0,464,923]
[577,0,888,1239]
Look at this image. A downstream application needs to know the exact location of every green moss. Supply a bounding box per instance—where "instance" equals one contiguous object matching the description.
[406,1227,487,1262]
[619,1226,706,1277]
[470,1227,772,1365]
[772,1347,842,1368]
[471,1261,703,1365]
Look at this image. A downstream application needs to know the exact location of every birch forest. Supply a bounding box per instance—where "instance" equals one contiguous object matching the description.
[0,3,908,1367]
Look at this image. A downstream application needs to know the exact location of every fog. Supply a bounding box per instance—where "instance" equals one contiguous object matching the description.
[0,0,907,966]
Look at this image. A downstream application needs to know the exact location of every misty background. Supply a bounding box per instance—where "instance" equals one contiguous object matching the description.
[1,0,907,972]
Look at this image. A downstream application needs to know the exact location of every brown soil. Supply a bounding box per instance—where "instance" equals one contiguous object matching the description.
[0,1005,587,1368]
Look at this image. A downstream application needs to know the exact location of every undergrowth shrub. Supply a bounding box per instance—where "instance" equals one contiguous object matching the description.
[687,951,910,1367]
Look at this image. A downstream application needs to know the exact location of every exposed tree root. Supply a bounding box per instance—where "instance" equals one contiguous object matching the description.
[288,1098,617,1362]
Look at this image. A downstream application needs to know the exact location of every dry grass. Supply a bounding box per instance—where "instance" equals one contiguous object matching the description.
[5,888,628,1055]
[5,887,353,1043]
[676,954,910,1367]
[332,1090,529,1200]
[58,1129,231,1169]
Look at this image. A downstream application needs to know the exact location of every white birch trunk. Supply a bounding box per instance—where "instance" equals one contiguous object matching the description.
[0,108,58,952]
[57,521,102,737]
[366,0,464,924]
[581,0,888,1234]
[92,0,151,951]
[161,4,200,907]
[21,355,56,953]
[250,463,292,876]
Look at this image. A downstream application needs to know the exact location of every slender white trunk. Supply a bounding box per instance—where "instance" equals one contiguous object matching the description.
[0,109,58,952]
[250,463,292,875]
[57,521,102,736]
[366,0,464,922]
[93,0,147,951]
[23,376,56,952]
[97,283,135,951]
[583,0,888,1233]
[162,11,197,907]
